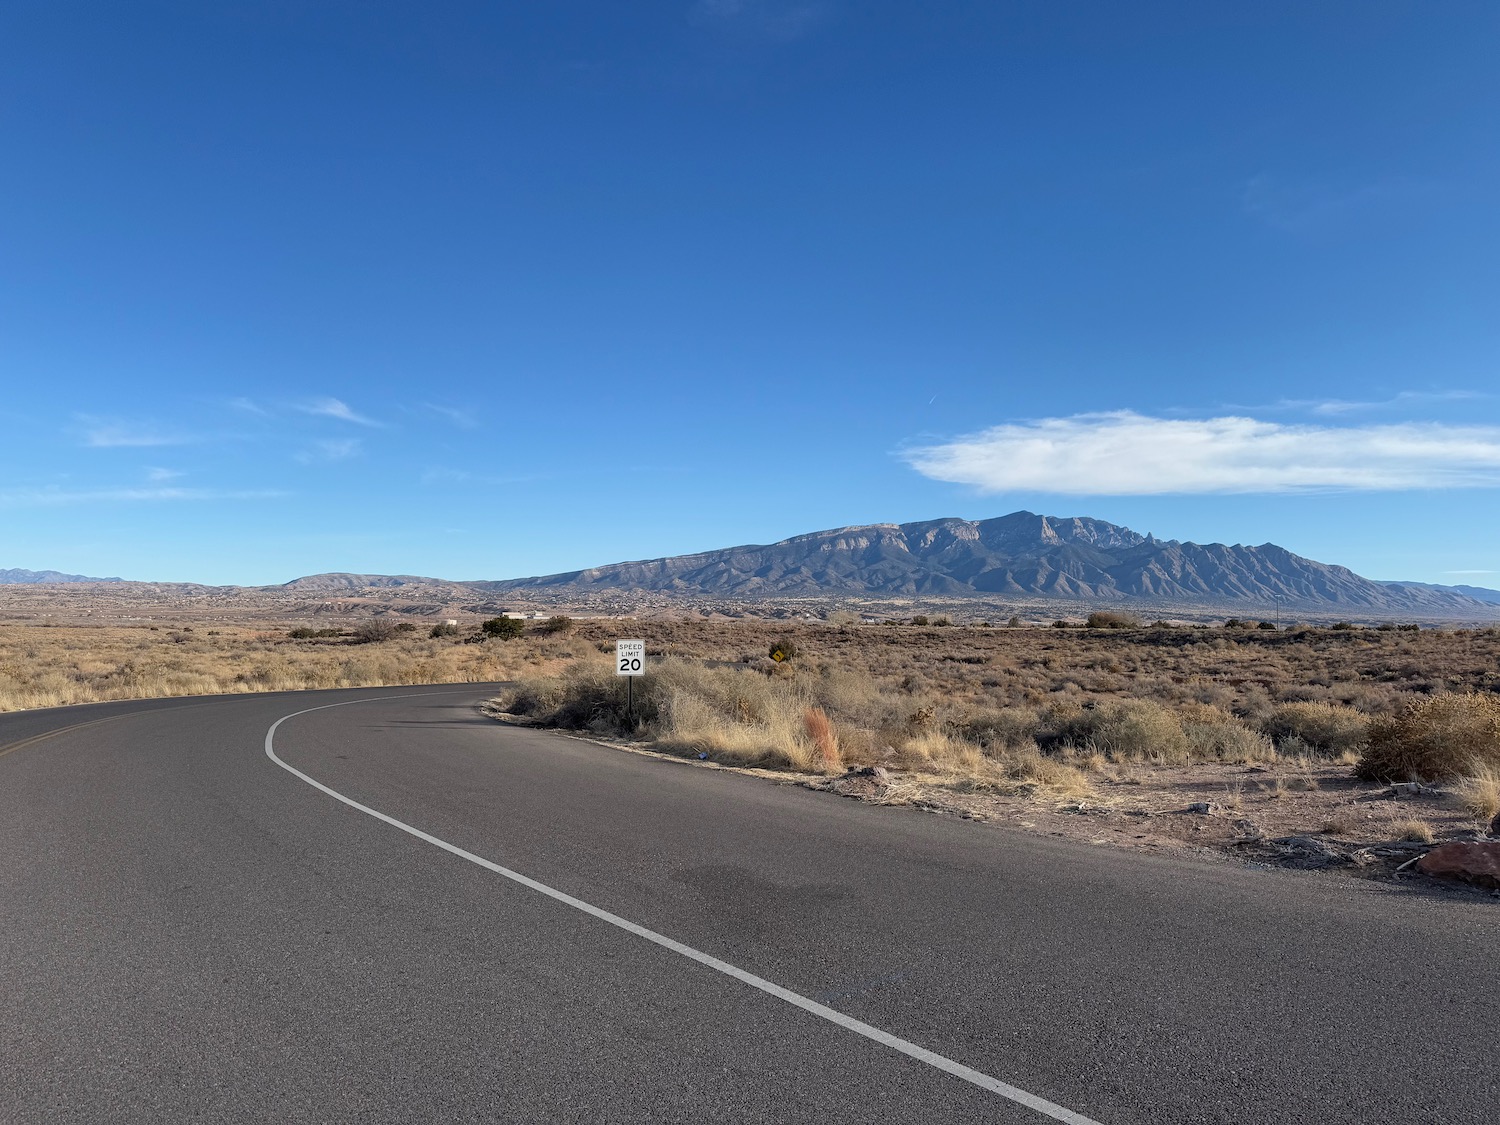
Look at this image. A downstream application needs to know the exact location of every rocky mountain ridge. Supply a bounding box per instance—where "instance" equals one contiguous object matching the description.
[478,511,1499,615]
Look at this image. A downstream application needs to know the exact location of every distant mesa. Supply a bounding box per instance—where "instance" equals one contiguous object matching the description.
[0,568,122,585]
[474,510,1500,615]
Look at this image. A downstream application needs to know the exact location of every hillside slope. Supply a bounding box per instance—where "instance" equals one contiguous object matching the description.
[479,511,1497,614]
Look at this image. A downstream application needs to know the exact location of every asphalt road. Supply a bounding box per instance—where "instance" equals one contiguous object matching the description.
[2,685,1495,1124]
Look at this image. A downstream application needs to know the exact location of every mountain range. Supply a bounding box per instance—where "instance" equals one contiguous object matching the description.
[4,512,1497,617]
[477,511,1498,615]
[0,567,122,584]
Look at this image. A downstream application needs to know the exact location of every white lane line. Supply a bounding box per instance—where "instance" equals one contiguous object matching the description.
[265,696,1105,1125]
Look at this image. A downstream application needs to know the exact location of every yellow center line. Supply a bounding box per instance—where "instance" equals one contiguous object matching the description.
[0,715,121,760]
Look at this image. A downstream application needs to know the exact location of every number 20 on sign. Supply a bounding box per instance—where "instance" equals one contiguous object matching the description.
[616,640,645,676]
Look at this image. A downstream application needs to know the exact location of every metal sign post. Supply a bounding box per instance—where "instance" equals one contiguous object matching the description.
[616,639,645,727]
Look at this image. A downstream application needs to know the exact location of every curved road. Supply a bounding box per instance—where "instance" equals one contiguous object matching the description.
[1,685,1495,1123]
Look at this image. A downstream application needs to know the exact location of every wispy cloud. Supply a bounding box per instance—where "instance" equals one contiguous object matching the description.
[420,466,541,486]
[903,411,1500,495]
[1295,391,1486,416]
[76,416,192,448]
[230,397,270,416]
[689,0,828,40]
[0,487,285,509]
[423,403,480,429]
[146,467,184,482]
[296,438,361,463]
[297,397,381,427]
[1242,173,1438,234]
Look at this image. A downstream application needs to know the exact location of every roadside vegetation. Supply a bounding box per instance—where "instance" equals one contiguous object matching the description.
[6,612,1500,850]
[0,622,521,710]
[493,618,1500,845]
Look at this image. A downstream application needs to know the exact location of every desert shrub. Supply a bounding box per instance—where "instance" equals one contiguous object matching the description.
[1262,702,1370,757]
[288,626,343,639]
[1042,699,1190,763]
[768,638,799,662]
[1331,622,1356,631]
[352,618,399,644]
[1007,616,1021,627]
[1086,611,1138,630]
[537,615,574,635]
[430,623,461,638]
[1356,693,1500,782]
[504,660,657,732]
[481,616,526,640]
[932,616,952,627]
[910,616,929,627]
[954,706,1042,752]
[1257,621,1277,631]
[1182,708,1275,762]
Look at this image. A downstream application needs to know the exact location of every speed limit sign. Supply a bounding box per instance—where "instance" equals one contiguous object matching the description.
[616,639,645,676]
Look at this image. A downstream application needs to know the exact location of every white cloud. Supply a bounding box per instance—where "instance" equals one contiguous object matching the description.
[1303,391,1488,416]
[76,416,190,448]
[297,438,361,464]
[0,487,284,509]
[229,396,270,416]
[298,397,381,426]
[903,411,1500,496]
[146,467,184,482]
[423,403,480,429]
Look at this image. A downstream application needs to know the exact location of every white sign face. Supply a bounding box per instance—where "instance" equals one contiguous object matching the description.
[616,639,646,677]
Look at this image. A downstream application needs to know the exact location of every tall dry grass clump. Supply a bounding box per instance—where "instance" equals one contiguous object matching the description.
[1355,692,1500,782]
[1451,766,1500,824]
[1262,702,1369,757]
[803,706,842,772]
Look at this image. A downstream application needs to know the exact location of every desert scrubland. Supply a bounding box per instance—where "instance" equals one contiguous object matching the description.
[5,611,1499,874]
[497,616,1500,873]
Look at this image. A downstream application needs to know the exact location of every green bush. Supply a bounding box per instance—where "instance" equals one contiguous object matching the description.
[481,616,526,640]
[537,615,574,635]
[429,623,461,638]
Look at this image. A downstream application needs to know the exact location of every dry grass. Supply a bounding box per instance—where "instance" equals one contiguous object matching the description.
[500,654,1097,797]
[1356,693,1500,782]
[1450,766,1500,824]
[1392,818,1435,844]
[488,618,1500,801]
[0,622,523,711]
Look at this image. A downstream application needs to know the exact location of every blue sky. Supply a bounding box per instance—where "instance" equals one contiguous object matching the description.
[2,1,1498,586]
